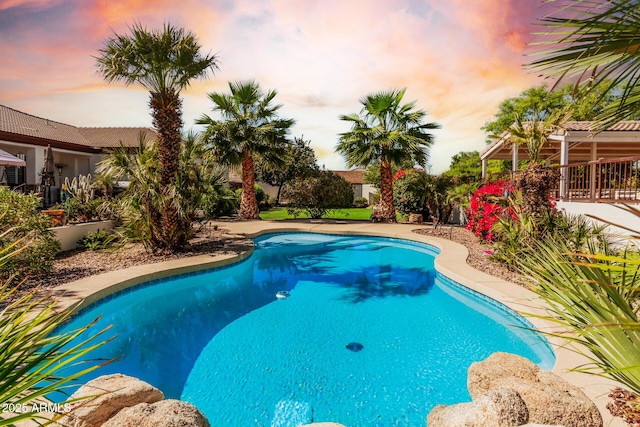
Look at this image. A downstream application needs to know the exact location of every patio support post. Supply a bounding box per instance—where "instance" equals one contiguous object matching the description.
[511,146,518,171]
[481,158,487,179]
[559,136,568,199]
[589,143,597,201]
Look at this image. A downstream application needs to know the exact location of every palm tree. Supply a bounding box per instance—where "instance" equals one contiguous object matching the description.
[97,132,226,250]
[529,0,640,130]
[336,89,440,222]
[95,22,218,251]
[197,80,294,220]
[501,108,572,218]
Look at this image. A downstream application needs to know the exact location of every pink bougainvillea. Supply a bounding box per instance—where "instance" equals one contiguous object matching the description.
[466,180,515,242]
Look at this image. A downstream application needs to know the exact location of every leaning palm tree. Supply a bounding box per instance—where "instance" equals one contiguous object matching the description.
[95,22,218,251]
[197,80,294,220]
[529,0,640,130]
[336,89,440,222]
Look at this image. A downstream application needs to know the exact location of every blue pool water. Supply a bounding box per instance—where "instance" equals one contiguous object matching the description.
[57,233,554,426]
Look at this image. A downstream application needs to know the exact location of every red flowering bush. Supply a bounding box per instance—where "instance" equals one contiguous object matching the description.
[466,180,515,242]
[393,169,407,180]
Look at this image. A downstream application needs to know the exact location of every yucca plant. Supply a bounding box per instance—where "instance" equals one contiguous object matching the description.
[0,236,111,426]
[517,204,640,424]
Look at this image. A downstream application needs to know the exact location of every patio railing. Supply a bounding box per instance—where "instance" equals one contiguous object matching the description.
[488,156,640,203]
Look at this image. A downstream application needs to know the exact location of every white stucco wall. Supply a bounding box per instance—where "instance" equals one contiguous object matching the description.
[51,220,114,252]
[556,201,640,237]
[362,184,377,204]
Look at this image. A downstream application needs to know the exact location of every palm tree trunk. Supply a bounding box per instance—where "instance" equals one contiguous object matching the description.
[379,160,396,222]
[238,149,260,220]
[150,89,186,250]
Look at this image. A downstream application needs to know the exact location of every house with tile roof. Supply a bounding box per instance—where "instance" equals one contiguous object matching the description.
[0,104,156,201]
[332,169,377,204]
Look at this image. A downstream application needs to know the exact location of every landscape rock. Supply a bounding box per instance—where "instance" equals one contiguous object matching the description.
[59,373,164,427]
[102,399,209,427]
[409,213,423,223]
[468,353,602,427]
[427,388,528,427]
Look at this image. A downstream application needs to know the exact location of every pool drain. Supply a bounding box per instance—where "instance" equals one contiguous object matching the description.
[346,342,364,352]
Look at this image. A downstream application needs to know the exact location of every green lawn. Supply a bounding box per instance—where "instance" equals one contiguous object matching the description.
[260,207,373,221]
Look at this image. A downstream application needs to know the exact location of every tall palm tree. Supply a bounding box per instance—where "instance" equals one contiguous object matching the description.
[95,22,218,251]
[529,0,640,130]
[336,89,440,222]
[197,80,294,220]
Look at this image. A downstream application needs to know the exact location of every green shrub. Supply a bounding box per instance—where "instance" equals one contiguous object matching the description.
[393,169,430,215]
[282,171,353,219]
[66,198,107,224]
[353,196,368,208]
[0,187,60,280]
[370,192,381,205]
[78,229,118,251]
[202,187,238,218]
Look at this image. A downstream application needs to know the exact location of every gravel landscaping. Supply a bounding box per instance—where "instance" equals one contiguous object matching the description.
[24,222,524,292]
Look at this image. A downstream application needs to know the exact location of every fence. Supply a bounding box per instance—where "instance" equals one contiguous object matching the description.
[488,156,640,203]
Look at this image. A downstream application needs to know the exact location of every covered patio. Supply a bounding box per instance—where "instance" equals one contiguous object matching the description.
[480,121,640,203]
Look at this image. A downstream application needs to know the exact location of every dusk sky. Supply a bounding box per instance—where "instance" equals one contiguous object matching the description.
[0,0,559,173]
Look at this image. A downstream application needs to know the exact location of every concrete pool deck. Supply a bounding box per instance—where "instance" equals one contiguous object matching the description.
[50,220,625,426]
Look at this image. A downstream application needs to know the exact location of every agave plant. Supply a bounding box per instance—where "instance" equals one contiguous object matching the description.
[0,236,111,426]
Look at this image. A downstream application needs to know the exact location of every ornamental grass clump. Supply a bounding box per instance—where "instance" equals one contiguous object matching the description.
[0,237,111,426]
[515,204,640,425]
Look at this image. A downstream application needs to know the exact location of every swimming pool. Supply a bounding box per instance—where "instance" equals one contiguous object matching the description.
[58,232,554,426]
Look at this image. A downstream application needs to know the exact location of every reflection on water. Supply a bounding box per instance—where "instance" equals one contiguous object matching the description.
[56,234,437,399]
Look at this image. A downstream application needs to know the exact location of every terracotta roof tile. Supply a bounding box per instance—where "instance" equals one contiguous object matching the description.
[332,169,365,184]
[0,104,156,149]
[0,104,93,147]
[78,127,157,148]
[563,121,640,132]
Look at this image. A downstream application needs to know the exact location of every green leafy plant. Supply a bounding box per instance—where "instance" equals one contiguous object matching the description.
[98,132,228,252]
[514,204,640,425]
[353,197,368,208]
[78,229,118,251]
[0,237,111,426]
[393,169,429,215]
[282,171,353,219]
[0,187,60,281]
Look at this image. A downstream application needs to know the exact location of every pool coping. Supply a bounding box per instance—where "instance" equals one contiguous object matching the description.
[48,220,624,426]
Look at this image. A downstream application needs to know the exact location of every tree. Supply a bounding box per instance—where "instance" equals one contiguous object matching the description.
[282,171,353,219]
[482,83,625,142]
[529,1,640,130]
[443,151,508,184]
[254,136,319,203]
[97,132,227,250]
[362,159,413,189]
[95,22,218,252]
[504,108,572,218]
[336,89,440,222]
[197,80,294,220]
